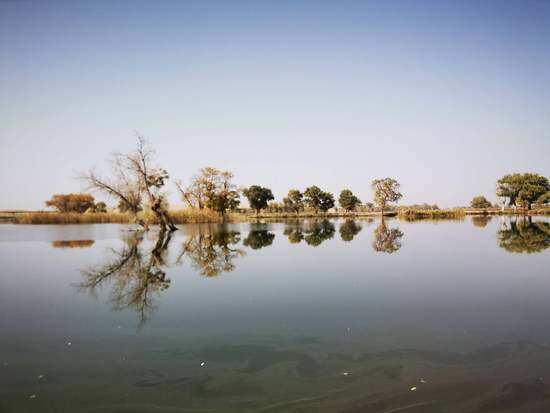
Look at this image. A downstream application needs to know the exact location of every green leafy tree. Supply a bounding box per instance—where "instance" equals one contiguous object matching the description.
[339,189,361,213]
[470,196,492,209]
[496,173,550,210]
[243,185,274,214]
[304,186,335,213]
[283,189,304,214]
[371,178,402,215]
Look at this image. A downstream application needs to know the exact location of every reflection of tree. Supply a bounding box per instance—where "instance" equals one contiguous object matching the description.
[472,215,492,228]
[282,220,335,247]
[52,240,95,248]
[498,219,550,254]
[283,221,304,244]
[179,226,245,277]
[78,230,172,328]
[372,220,403,253]
[243,228,275,250]
[339,220,362,242]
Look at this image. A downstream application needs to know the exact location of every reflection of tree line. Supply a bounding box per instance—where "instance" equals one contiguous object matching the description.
[497,218,549,254]
[472,215,550,253]
[77,218,548,326]
[77,220,405,326]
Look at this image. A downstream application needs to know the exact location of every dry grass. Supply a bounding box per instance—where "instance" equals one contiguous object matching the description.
[14,212,134,224]
[169,208,235,224]
[12,208,243,225]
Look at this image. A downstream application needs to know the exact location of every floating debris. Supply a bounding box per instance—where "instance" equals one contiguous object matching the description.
[410,386,417,391]
[420,378,427,383]
[200,361,206,367]
[37,374,45,380]
[341,371,351,376]
[67,342,72,346]
[29,394,37,399]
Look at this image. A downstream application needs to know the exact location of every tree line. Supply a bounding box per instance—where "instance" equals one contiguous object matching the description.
[40,139,549,230]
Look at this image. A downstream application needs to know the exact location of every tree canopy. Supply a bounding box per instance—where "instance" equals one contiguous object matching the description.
[496,173,549,210]
[371,178,402,214]
[339,189,361,212]
[470,196,492,209]
[283,189,304,213]
[304,186,335,213]
[243,185,274,214]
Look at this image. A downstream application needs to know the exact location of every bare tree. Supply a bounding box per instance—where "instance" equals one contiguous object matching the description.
[81,136,177,232]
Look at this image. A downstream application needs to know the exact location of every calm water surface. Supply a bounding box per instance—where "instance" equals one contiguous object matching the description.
[0,217,549,412]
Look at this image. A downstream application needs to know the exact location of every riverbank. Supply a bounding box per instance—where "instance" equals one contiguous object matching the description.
[2,206,549,225]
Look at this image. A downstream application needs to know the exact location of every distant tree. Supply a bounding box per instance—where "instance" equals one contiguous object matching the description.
[304,186,335,213]
[87,201,107,213]
[339,220,362,241]
[243,185,274,215]
[177,167,239,218]
[339,189,361,213]
[283,189,304,214]
[496,173,550,210]
[45,193,95,213]
[371,178,402,215]
[470,196,492,209]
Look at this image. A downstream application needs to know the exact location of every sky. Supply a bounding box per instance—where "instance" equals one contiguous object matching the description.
[1,0,549,210]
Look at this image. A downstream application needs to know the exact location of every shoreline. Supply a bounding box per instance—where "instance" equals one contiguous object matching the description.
[1,207,549,225]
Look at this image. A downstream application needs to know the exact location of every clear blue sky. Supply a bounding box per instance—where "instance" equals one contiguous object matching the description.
[1,0,549,209]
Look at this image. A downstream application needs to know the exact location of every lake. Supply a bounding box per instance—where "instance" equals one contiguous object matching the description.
[0,217,549,412]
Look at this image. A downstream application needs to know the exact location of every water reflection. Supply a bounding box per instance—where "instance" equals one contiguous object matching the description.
[282,219,336,246]
[76,217,550,328]
[471,215,492,228]
[339,219,363,241]
[178,225,245,277]
[52,239,95,248]
[243,224,275,249]
[78,230,172,327]
[372,220,404,253]
[498,218,550,254]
